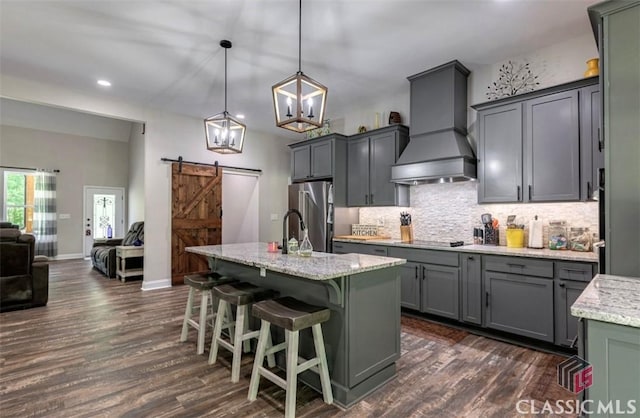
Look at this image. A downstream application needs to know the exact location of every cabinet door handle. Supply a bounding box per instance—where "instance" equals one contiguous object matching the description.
[415,265,419,279]
[485,291,489,307]
[422,266,426,278]
[517,185,521,201]
[587,181,592,198]
[598,128,603,152]
[558,281,566,287]
[373,248,385,254]
[507,263,525,268]
[370,194,374,204]
[528,185,532,200]
[468,255,474,260]
[365,194,368,205]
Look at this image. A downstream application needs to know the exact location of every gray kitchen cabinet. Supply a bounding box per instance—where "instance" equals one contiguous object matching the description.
[477,102,523,203]
[580,83,602,201]
[484,270,554,342]
[331,241,387,256]
[461,253,482,325]
[421,264,459,320]
[289,133,348,205]
[388,247,460,319]
[398,261,421,310]
[347,125,409,207]
[524,90,580,202]
[483,255,554,342]
[585,320,640,416]
[474,77,599,204]
[554,261,596,346]
[589,1,640,277]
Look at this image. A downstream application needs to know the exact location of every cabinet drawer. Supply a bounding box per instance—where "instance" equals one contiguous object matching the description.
[387,247,459,267]
[556,261,595,282]
[333,242,387,256]
[483,255,553,278]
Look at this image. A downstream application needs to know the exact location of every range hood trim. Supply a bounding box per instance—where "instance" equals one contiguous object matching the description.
[391,156,477,185]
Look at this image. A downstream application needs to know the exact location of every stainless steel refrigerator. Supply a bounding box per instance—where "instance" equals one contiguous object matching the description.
[288,181,358,252]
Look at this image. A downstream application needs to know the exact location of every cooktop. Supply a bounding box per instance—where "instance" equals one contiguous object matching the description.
[405,240,467,247]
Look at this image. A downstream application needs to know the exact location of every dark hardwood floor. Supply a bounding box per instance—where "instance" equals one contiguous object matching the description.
[0,260,577,417]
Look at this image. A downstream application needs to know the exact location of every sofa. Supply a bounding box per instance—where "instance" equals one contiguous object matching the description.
[91,221,144,278]
[0,228,49,312]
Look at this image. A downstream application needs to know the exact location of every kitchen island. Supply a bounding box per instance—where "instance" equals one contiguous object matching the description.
[571,274,640,413]
[186,242,406,407]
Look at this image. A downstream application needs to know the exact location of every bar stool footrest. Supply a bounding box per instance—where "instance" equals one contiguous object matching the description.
[259,367,287,390]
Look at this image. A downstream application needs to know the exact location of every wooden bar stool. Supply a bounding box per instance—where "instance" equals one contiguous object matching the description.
[209,282,277,382]
[180,272,235,355]
[248,297,333,418]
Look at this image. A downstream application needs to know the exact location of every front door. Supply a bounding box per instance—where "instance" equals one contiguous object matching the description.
[83,186,125,257]
[171,163,222,285]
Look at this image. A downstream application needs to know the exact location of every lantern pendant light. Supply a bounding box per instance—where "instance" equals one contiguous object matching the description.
[205,40,246,154]
[272,0,327,133]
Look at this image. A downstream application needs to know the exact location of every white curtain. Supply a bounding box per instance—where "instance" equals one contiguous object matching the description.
[33,172,57,257]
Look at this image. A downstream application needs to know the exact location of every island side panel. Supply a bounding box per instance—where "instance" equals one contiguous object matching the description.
[210,259,401,407]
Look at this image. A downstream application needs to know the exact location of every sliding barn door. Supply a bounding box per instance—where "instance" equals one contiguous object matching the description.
[171,163,222,285]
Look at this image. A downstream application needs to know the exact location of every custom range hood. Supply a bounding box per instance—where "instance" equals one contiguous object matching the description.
[391,60,476,184]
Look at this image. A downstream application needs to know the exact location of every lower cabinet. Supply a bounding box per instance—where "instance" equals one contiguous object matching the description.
[388,247,460,320]
[398,262,421,310]
[461,254,482,325]
[585,320,640,415]
[421,264,460,320]
[554,279,588,346]
[484,271,554,342]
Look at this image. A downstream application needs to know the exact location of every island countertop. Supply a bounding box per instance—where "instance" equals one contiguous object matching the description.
[186,242,406,281]
[571,274,640,328]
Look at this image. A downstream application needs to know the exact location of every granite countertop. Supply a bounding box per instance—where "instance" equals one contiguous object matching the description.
[571,274,640,328]
[333,238,599,263]
[186,242,406,281]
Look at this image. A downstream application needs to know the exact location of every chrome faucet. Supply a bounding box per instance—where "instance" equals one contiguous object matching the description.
[282,209,306,254]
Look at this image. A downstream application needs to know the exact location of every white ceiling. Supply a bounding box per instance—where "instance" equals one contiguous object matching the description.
[0,0,596,138]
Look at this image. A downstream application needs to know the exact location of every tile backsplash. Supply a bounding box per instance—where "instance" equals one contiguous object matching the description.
[359,182,598,245]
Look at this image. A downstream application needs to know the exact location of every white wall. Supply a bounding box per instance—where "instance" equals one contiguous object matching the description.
[0,73,290,290]
[128,122,145,224]
[0,124,129,257]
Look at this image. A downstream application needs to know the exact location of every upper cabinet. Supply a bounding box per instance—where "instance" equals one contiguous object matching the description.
[288,133,348,205]
[473,77,599,204]
[347,125,410,207]
[579,84,602,201]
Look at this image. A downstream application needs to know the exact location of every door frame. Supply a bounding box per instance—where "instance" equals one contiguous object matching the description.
[83,185,126,258]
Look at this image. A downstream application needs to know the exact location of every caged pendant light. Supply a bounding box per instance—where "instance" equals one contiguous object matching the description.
[272,0,327,133]
[205,40,246,154]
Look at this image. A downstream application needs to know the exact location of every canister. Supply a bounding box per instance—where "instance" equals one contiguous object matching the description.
[506,229,525,248]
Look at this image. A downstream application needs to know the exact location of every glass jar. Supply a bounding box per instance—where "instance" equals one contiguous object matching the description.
[287,238,299,255]
[548,220,569,250]
[569,227,592,252]
[298,230,313,257]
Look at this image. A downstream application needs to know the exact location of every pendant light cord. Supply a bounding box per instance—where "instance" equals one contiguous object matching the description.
[224,46,228,113]
[298,0,302,73]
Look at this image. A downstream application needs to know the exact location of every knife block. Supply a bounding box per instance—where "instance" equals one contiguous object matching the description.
[400,225,413,242]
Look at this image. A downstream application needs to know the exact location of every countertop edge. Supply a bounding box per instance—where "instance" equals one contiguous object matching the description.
[333,238,599,263]
[186,245,406,281]
[570,274,640,329]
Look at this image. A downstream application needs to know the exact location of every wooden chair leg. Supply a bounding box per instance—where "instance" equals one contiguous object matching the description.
[243,311,252,353]
[284,329,299,418]
[208,299,227,365]
[197,291,209,355]
[248,320,270,401]
[266,328,276,368]
[180,287,195,342]
[231,304,247,383]
[312,324,333,405]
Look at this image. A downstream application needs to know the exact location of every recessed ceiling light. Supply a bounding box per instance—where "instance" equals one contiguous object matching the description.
[97,79,112,87]
[236,114,245,119]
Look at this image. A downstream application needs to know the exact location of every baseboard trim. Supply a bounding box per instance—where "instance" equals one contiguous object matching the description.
[141,278,172,291]
[51,253,84,261]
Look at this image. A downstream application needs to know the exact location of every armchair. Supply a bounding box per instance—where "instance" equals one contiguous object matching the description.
[91,221,144,278]
[0,228,49,312]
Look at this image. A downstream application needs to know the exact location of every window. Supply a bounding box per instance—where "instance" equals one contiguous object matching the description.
[4,171,35,232]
